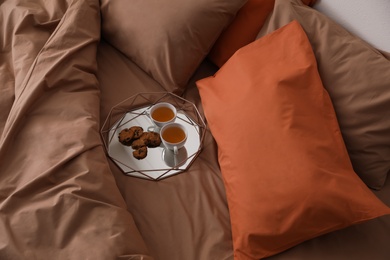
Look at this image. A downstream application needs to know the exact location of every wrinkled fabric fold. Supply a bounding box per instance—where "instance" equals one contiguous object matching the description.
[0,0,151,258]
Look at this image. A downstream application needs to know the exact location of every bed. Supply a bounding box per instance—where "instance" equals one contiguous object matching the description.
[1,0,390,259]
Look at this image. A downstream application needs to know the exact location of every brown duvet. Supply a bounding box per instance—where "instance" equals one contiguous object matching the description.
[1,0,390,260]
[0,0,151,259]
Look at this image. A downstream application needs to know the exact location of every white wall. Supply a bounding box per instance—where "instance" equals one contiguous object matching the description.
[314,0,390,52]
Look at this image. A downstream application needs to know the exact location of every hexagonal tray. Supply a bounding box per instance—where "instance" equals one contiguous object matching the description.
[101,92,206,180]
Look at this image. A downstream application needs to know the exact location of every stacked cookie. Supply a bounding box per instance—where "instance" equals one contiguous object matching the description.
[118,126,161,159]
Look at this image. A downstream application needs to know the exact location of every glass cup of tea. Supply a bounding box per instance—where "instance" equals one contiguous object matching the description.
[160,123,188,155]
[148,102,177,131]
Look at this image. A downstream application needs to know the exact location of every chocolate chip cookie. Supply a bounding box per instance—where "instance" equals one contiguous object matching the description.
[133,146,148,160]
[144,132,161,148]
[118,128,134,145]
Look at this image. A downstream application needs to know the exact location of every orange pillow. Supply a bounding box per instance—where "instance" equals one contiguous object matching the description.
[207,0,317,68]
[301,0,316,5]
[260,0,390,190]
[197,21,390,259]
[208,0,275,68]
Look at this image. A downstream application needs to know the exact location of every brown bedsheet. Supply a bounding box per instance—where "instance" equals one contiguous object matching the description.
[97,41,390,260]
[97,40,233,260]
[1,0,390,259]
